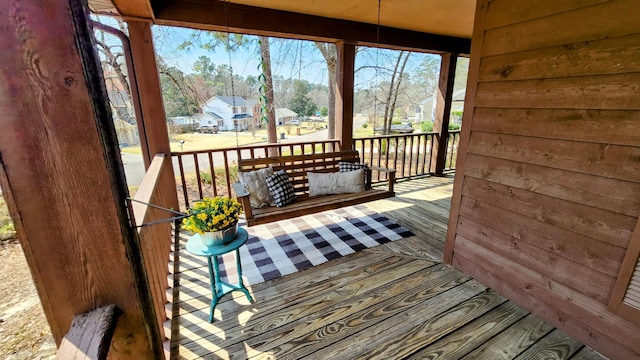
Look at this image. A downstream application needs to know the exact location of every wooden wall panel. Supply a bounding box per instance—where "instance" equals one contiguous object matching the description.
[468,132,640,183]
[482,0,640,57]
[447,0,640,357]
[479,33,640,82]
[471,108,640,146]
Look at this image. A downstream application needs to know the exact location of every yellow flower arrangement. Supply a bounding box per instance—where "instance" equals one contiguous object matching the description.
[181,197,242,234]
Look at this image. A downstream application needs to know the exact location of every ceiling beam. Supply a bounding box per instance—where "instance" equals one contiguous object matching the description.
[151,0,471,54]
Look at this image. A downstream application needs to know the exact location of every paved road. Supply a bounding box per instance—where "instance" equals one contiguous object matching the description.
[123,127,330,187]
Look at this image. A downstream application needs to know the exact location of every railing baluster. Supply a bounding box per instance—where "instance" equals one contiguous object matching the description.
[408,135,414,177]
[223,151,231,196]
[193,153,203,200]
[177,154,189,209]
[208,152,217,197]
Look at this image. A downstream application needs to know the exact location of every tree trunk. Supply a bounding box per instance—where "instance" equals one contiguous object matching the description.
[388,52,410,131]
[315,42,337,140]
[383,51,404,134]
[259,36,278,154]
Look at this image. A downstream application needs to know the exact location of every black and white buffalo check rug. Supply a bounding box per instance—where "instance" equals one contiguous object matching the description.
[195,204,414,286]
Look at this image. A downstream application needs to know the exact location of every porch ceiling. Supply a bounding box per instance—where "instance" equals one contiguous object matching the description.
[89,0,474,40]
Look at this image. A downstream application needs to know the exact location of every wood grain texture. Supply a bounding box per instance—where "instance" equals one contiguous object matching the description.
[403,301,528,359]
[335,42,355,150]
[475,73,640,110]
[467,131,640,183]
[430,53,456,175]
[0,0,156,357]
[56,305,119,360]
[461,313,555,360]
[479,33,640,82]
[463,154,640,217]
[484,0,609,30]
[471,108,640,147]
[482,0,640,57]
[514,329,583,360]
[171,176,607,360]
[453,237,639,358]
[461,176,635,251]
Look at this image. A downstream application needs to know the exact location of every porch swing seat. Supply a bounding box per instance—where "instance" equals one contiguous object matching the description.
[232,150,395,226]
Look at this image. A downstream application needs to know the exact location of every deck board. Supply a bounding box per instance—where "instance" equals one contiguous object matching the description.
[171,175,608,359]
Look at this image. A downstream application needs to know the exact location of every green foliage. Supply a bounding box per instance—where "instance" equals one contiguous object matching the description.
[361,123,369,129]
[449,123,461,131]
[380,139,388,155]
[199,172,213,185]
[0,196,16,241]
[451,110,463,118]
[289,79,317,117]
[391,120,402,125]
[320,107,328,117]
[421,121,434,132]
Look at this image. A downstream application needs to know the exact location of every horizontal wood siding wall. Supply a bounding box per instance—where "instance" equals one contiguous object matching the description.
[447,0,640,358]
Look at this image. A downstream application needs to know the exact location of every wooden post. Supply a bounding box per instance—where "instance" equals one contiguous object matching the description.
[335,42,356,150]
[127,19,179,210]
[0,1,161,358]
[430,53,458,175]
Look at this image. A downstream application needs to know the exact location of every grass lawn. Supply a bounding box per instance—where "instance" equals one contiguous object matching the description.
[121,122,323,154]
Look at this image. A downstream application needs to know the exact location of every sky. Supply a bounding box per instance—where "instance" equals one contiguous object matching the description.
[152,25,332,86]
[93,16,442,93]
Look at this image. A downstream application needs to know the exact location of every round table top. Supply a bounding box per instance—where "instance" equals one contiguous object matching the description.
[186,227,249,257]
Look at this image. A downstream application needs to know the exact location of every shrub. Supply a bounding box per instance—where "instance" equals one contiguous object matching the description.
[200,172,213,184]
[421,122,434,132]
[362,123,369,129]
[449,124,461,131]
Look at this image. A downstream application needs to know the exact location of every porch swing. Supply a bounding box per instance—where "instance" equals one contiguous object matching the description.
[231,1,396,227]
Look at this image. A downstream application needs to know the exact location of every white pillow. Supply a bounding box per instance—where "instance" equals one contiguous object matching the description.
[239,167,275,208]
[307,169,365,197]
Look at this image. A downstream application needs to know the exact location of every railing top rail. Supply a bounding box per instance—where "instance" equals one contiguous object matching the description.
[353,131,438,141]
[132,154,166,224]
[170,139,340,156]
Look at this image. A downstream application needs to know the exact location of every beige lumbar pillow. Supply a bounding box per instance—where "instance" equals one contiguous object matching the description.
[307,169,365,197]
[239,167,275,208]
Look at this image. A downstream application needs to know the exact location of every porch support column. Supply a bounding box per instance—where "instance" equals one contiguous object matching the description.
[335,42,356,150]
[0,0,162,357]
[430,53,458,175]
[127,19,179,209]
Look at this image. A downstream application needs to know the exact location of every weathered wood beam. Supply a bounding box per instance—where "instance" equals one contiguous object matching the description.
[151,0,471,54]
[335,42,356,150]
[0,0,162,357]
[430,53,458,175]
[55,305,119,360]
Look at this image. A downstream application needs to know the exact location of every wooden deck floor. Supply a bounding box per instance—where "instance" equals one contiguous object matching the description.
[170,175,607,359]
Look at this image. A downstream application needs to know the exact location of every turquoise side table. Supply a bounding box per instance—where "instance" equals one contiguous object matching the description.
[186,227,254,322]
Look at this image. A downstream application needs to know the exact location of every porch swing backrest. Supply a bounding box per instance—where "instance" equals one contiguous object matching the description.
[234,150,396,226]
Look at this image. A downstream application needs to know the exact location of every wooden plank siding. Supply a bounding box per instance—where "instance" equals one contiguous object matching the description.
[171,177,608,359]
[446,0,640,358]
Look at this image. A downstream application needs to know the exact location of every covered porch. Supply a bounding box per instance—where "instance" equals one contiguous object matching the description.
[171,176,606,359]
[1,0,639,359]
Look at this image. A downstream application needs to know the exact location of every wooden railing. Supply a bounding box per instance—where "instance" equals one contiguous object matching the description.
[172,132,460,209]
[130,154,174,358]
[444,130,461,172]
[353,132,436,182]
[172,140,340,210]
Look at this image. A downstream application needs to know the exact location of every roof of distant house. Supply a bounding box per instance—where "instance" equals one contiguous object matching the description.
[214,96,253,107]
[275,108,298,118]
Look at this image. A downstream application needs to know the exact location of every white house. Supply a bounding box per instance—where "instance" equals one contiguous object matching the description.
[200,96,257,131]
[275,108,298,125]
[417,88,466,125]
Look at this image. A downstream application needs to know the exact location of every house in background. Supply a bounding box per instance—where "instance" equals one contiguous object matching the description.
[166,116,199,133]
[275,108,298,125]
[200,95,257,131]
[417,88,466,125]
